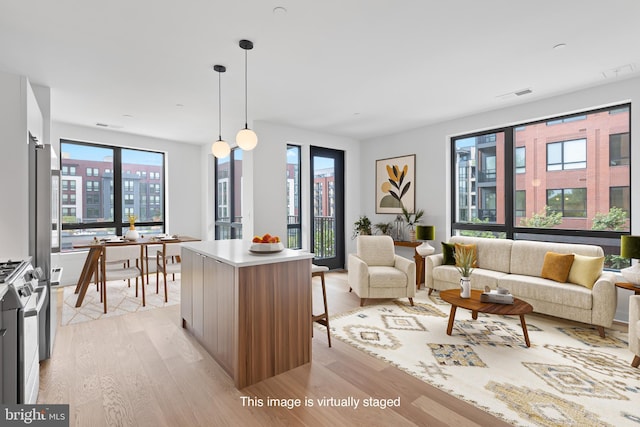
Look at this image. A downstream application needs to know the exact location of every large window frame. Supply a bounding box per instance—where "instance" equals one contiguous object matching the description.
[286,145,302,248]
[214,148,243,240]
[451,104,631,263]
[60,139,166,250]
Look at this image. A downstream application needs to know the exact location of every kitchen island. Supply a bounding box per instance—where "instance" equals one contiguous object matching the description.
[180,240,314,389]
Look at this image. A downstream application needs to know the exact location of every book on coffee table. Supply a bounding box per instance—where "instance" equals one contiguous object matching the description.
[480,290,514,304]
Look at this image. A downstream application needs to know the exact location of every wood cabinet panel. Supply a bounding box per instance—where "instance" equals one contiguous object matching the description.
[181,244,312,389]
[180,248,196,328]
[236,259,311,388]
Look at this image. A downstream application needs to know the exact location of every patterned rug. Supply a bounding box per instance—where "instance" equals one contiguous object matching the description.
[60,274,181,326]
[326,290,639,427]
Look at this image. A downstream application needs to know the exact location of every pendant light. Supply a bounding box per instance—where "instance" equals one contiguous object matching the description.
[212,64,231,158]
[236,39,258,151]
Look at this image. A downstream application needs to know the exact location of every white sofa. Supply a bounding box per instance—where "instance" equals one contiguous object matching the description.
[425,236,617,336]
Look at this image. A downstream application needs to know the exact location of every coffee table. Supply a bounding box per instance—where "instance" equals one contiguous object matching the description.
[439,288,534,347]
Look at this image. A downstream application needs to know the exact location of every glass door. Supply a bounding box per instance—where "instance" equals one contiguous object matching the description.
[310,146,344,269]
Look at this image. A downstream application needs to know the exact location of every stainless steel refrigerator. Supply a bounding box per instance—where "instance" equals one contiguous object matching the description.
[28,134,56,360]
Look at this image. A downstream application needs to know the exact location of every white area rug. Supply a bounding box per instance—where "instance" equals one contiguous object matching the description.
[61,274,180,326]
[326,289,639,427]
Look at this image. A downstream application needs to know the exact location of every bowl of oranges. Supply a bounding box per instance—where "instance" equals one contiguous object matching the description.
[249,233,284,253]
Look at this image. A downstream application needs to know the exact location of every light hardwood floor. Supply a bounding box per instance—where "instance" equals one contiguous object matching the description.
[39,272,512,426]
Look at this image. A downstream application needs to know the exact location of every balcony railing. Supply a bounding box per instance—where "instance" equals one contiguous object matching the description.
[313,216,335,259]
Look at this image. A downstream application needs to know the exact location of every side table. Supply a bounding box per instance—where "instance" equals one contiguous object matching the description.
[615,282,640,295]
[393,240,423,289]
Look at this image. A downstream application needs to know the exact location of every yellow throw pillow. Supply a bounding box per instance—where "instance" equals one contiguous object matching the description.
[454,243,478,268]
[540,252,574,283]
[567,253,604,289]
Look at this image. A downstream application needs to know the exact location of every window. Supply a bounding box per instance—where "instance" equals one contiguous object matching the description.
[546,115,586,125]
[515,147,525,174]
[547,139,586,171]
[451,104,630,265]
[610,186,630,216]
[515,190,526,218]
[60,140,165,251]
[610,133,630,166]
[286,145,302,248]
[547,188,587,217]
[215,149,242,240]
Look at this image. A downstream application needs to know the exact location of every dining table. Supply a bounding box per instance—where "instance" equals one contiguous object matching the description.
[72,235,200,312]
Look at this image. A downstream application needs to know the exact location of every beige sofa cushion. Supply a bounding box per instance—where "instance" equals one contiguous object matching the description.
[450,236,513,273]
[567,254,604,289]
[368,266,409,288]
[510,240,603,277]
[356,235,395,266]
[499,274,592,310]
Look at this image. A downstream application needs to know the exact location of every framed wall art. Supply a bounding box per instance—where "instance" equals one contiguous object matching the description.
[375,154,416,214]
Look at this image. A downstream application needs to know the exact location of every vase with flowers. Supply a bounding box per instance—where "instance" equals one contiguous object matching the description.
[125,214,139,240]
[401,207,424,242]
[454,246,475,298]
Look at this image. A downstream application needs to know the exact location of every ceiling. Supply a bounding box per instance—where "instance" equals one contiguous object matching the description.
[1,1,639,145]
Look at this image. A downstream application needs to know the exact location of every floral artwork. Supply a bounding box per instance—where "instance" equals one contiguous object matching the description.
[376,154,415,214]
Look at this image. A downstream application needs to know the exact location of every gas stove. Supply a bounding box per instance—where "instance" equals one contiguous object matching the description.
[0,260,25,284]
[0,257,42,404]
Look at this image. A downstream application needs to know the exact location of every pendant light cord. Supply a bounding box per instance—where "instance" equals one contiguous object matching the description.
[218,69,222,140]
[244,48,248,129]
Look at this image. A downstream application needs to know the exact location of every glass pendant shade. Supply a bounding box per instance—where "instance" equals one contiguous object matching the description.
[236,127,258,150]
[211,139,230,158]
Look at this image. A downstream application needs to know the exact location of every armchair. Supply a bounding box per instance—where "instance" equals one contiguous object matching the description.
[348,235,415,307]
[631,295,640,368]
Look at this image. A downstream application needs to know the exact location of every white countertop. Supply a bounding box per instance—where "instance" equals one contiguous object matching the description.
[181,240,314,267]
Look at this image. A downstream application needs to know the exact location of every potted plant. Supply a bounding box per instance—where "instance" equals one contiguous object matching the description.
[352,215,372,239]
[401,207,424,241]
[374,222,394,236]
[454,246,475,298]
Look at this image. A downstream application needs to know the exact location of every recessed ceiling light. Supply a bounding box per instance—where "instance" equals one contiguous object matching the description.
[553,43,567,50]
[273,6,287,15]
[122,114,133,118]
[176,103,184,108]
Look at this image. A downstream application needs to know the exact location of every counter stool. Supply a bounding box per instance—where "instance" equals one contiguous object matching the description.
[311,264,331,347]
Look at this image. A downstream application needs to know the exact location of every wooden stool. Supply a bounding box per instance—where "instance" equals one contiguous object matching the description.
[311,264,331,347]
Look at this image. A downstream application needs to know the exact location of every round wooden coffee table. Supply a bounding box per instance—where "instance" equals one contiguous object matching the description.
[439,288,534,347]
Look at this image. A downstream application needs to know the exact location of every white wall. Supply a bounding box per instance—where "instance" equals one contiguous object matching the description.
[236,121,361,261]
[362,75,640,322]
[0,71,38,259]
[51,122,204,284]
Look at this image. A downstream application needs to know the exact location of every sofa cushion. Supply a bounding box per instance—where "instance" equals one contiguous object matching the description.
[510,240,604,277]
[454,243,478,268]
[357,235,395,266]
[498,274,592,310]
[450,236,513,273]
[441,242,456,265]
[568,254,604,289]
[432,266,506,290]
[367,266,408,288]
[540,252,575,283]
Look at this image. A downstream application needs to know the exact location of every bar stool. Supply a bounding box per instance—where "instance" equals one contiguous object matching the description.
[311,264,331,347]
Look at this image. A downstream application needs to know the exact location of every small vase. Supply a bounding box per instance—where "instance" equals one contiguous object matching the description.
[125,228,139,241]
[408,227,416,242]
[460,277,471,298]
